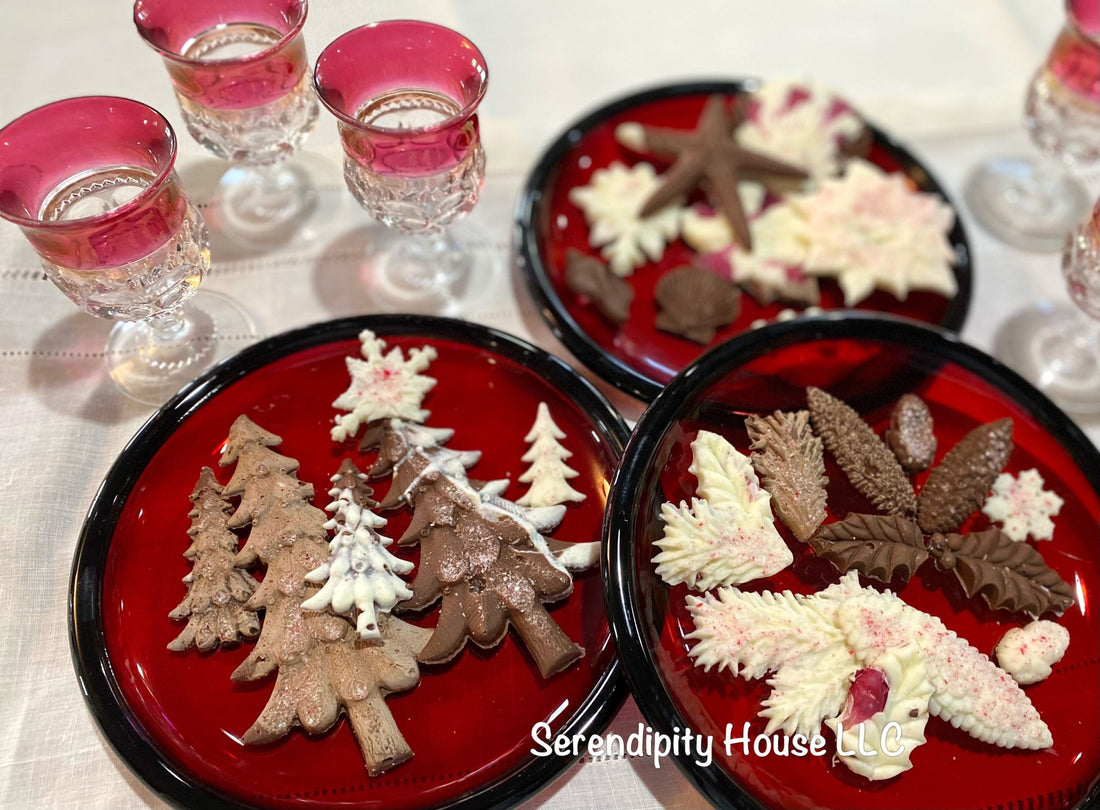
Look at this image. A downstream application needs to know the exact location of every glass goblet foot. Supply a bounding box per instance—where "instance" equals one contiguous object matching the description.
[106,289,256,405]
[994,302,1100,414]
[964,156,1090,252]
[358,224,497,316]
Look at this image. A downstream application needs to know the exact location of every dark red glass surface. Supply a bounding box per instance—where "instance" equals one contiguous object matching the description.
[519,84,971,400]
[96,332,619,808]
[609,319,1100,810]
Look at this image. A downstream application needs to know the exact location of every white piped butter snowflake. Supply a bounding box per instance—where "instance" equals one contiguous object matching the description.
[567,161,683,276]
[331,330,438,442]
[982,469,1064,542]
[653,431,793,589]
[795,160,958,305]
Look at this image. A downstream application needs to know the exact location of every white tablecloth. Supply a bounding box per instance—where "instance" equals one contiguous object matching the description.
[1,2,1096,809]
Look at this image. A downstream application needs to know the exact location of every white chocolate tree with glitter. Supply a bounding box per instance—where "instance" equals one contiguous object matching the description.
[303,458,414,640]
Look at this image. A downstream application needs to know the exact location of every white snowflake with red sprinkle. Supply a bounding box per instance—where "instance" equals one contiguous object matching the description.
[981,468,1064,542]
[331,330,438,442]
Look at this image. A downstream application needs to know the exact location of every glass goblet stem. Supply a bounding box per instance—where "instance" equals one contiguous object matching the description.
[218,157,316,230]
[147,306,192,342]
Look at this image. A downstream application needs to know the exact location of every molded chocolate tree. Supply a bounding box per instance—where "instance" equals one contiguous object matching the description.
[364,419,586,678]
[329,330,599,679]
[516,402,586,508]
[220,415,429,775]
[167,466,260,652]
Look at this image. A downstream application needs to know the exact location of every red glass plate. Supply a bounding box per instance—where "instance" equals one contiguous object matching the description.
[515,81,972,402]
[70,315,630,810]
[603,314,1100,810]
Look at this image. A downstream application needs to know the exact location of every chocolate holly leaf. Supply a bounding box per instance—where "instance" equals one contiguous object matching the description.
[807,387,917,518]
[809,513,928,583]
[928,527,1074,618]
[917,418,1013,534]
[745,409,828,542]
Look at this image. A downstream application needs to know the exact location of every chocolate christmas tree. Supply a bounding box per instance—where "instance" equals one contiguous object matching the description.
[167,466,260,652]
[220,414,429,775]
[331,330,599,679]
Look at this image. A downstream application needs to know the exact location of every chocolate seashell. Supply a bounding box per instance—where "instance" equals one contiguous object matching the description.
[654,265,740,344]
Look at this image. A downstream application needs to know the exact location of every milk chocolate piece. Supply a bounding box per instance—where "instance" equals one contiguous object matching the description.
[886,394,936,472]
[928,527,1074,618]
[367,419,585,679]
[167,467,260,652]
[917,419,1013,534]
[745,409,828,541]
[807,387,917,518]
[220,415,428,775]
[564,248,633,324]
[654,265,740,344]
[632,94,808,250]
[809,513,928,583]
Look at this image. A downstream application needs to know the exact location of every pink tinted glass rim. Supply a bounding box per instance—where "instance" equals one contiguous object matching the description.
[0,95,178,229]
[313,20,489,134]
[133,0,308,65]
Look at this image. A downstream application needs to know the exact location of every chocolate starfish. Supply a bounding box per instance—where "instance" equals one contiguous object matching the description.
[634,94,808,250]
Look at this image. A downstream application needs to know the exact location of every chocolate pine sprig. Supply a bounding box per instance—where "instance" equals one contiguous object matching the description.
[917,419,1013,534]
[807,387,917,518]
[928,528,1075,619]
[745,409,828,542]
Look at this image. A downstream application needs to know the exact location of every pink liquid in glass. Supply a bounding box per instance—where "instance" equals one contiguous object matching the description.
[134,0,310,110]
[1047,20,1100,102]
[0,97,187,270]
[314,21,488,177]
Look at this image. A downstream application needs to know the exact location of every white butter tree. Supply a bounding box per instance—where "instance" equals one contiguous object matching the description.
[516,402,586,508]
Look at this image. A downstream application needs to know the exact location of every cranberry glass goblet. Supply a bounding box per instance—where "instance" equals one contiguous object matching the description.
[995,196,1100,414]
[965,0,1100,251]
[134,0,322,245]
[0,97,254,405]
[314,21,490,313]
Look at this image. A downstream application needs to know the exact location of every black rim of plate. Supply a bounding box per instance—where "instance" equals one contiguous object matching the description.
[602,312,1100,810]
[69,313,631,810]
[514,79,974,404]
